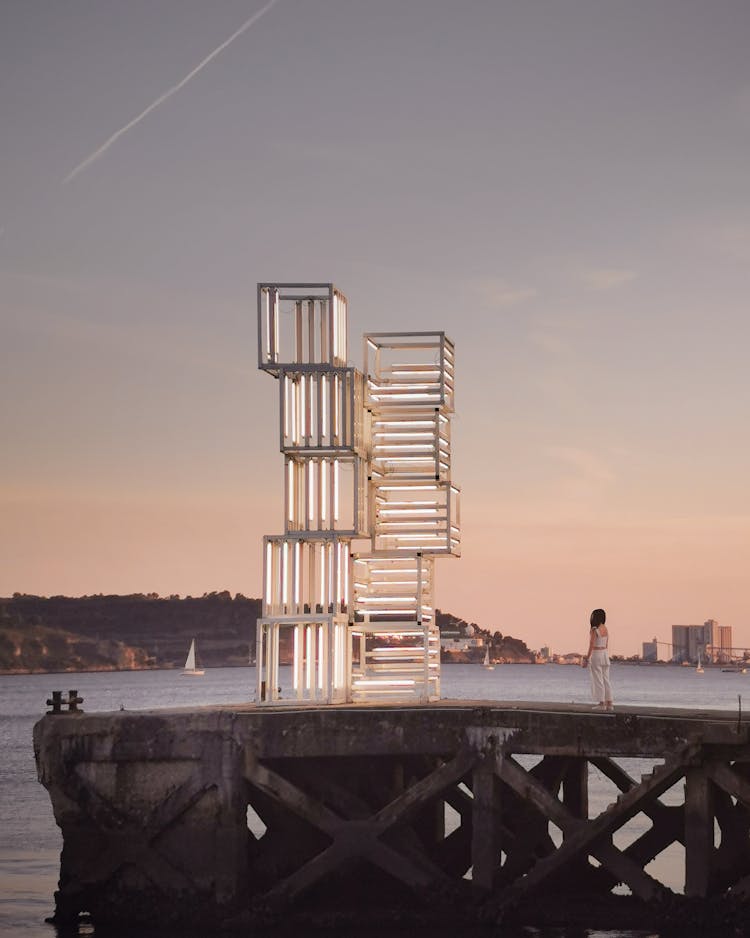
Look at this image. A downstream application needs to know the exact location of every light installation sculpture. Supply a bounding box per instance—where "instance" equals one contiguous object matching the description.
[256,282,459,704]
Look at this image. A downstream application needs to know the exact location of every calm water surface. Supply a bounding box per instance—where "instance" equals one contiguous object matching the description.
[1,662,746,937]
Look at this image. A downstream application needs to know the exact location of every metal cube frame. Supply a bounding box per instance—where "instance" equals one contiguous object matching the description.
[370,407,451,481]
[279,367,367,455]
[262,534,351,619]
[350,622,441,701]
[284,454,369,536]
[256,615,349,704]
[352,553,434,625]
[259,283,348,373]
[369,479,461,556]
[364,332,455,413]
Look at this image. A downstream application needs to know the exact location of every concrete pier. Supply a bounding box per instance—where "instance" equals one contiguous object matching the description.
[34,700,750,931]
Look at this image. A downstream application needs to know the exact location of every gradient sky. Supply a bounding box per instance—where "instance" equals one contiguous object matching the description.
[2,1,749,657]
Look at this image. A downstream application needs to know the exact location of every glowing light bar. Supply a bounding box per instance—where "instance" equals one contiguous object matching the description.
[293,627,300,690]
[380,508,440,515]
[265,542,272,604]
[378,485,439,491]
[363,596,416,603]
[369,392,438,400]
[306,625,314,690]
[333,458,339,523]
[294,541,300,605]
[374,443,434,450]
[307,460,315,523]
[287,461,294,522]
[374,432,435,439]
[321,459,328,522]
[353,679,416,687]
[264,297,271,360]
[374,421,434,428]
[282,541,289,602]
[317,626,324,690]
[359,608,415,616]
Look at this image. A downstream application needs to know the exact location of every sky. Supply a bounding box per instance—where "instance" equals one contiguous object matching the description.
[2,0,749,657]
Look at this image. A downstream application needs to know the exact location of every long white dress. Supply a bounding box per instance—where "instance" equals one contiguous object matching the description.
[589,627,612,704]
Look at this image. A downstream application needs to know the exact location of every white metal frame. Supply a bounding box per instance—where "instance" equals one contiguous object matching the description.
[259,284,348,373]
[256,615,349,704]
[279,367,367,454]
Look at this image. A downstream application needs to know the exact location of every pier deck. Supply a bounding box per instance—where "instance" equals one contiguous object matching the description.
[34,699,750,931]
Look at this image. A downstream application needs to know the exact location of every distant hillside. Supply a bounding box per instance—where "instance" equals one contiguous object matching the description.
[0,594,533,673]
[0,622,152,674]
[436,610,534,663]
[0,592,259,673]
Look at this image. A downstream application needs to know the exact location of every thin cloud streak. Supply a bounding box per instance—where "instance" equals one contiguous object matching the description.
[63,0,281,184]
[577,267,637,291]
[475,278,537,309]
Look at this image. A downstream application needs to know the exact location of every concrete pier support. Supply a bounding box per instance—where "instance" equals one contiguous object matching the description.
[34,701,750,931]
[35,711,249,929]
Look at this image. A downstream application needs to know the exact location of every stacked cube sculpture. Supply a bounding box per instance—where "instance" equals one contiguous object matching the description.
[256,283,459,704]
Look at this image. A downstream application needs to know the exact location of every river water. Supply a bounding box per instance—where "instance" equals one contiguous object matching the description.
[1,662,746,937]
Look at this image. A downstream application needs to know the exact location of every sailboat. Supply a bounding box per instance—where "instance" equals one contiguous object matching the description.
[482,645,495,670]
[182,639,205,676]
[696,652,704,674]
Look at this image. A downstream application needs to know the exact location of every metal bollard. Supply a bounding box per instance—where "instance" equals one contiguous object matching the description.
[45,690,84,714]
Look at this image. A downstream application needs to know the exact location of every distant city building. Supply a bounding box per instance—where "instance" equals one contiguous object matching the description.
[671,620,722,664]
[540,646,551,659]
[704,619,718,662]
[642,638,658,662]
[719,624,733,663]
[671,625,690,663]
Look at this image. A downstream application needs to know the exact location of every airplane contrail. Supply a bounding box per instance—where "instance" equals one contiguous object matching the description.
[63,0,281,184]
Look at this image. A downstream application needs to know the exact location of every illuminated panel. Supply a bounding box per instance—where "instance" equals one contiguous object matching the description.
[259,283,348,373]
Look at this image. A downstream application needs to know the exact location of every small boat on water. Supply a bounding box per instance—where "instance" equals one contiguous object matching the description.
[696,652,704,674]
[482,646,495,670]
[182,639,205,676]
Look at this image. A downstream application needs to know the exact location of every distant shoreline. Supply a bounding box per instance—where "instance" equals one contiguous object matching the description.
[1,659,729,677]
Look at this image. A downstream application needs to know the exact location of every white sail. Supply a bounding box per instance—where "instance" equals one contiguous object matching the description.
[182,639,204,675]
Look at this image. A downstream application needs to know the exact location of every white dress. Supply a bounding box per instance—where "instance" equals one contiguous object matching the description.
[589,627,612,704]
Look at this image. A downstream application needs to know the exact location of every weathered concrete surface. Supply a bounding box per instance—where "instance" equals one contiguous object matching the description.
[34,709,249,929]
[34,701,750,932]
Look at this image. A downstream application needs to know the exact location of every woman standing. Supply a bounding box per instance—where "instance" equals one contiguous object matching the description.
[582,608,613,711]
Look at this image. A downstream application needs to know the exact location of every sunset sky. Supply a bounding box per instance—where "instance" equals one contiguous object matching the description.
[2,1,749,657]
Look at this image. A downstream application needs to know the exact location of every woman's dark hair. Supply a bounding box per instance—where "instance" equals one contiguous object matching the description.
[590,608,606,628]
